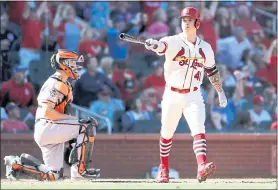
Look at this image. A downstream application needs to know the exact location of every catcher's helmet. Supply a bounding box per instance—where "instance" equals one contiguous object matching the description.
[50,49,83,80]
[180,7,200,29]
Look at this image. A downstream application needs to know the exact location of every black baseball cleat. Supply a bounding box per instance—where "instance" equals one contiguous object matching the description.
[81,168,100,179]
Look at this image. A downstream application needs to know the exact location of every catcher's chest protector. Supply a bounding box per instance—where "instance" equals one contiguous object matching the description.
[51,76,73,114]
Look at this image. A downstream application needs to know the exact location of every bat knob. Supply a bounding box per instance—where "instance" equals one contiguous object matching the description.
[119,33,125,39]
[153,44,158,49]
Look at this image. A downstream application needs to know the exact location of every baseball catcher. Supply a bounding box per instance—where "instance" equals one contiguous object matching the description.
[4,49,100,181]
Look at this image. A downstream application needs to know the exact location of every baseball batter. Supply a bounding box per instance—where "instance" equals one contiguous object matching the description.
[144,7,227,183]
[4,49,100,181]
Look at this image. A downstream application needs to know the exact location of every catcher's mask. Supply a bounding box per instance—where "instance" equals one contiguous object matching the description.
[50,49,83,80]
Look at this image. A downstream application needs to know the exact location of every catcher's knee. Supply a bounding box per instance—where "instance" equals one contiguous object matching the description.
[5,153,63,181]
[12,163,63,181]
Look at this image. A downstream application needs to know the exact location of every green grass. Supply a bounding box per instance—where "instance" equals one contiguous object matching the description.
[1,179,276,189]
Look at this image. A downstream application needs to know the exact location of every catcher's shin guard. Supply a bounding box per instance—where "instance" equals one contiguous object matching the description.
[69,118,100,178]
[4,153,63,181]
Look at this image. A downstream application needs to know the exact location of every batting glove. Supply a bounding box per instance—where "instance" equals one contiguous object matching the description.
[218,91,228,108]
[145,38,163,52]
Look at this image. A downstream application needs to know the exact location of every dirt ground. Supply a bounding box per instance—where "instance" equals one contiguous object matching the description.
[1,178,277,189]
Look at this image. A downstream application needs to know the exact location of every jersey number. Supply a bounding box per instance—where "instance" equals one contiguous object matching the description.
[194,71,201,81]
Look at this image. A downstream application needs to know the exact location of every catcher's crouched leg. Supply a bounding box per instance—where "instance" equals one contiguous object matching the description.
[69,117,100,179]
[4,153,63,181]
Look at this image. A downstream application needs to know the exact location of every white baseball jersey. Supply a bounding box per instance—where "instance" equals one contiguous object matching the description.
[157,33,216,90]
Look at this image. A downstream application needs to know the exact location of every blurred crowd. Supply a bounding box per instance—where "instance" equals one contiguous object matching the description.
[0,1,277,133]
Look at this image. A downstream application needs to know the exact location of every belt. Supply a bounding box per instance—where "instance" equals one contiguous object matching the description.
[170,86,198,94]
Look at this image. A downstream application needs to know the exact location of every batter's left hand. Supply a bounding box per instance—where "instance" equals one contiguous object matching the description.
[218,91,227,108]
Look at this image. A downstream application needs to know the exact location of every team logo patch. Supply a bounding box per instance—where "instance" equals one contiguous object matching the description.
[49,89,57,97]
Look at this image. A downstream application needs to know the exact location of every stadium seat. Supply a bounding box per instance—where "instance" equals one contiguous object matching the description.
[8,51,19,65]
[132,120,161,133]
[112,110,125,133]
[19,108,30,121]
[176,120,190,133]
[29,52,55,87]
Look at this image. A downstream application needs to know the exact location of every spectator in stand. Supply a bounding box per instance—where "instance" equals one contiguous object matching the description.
[41,9,56,52]
[256,39,277,87]
[270,121,277,131]
[217,27,251,70]
[248,95,272,127]
[112,60,138,104]
[1,106,8,121]
[89,2,110,31]
[89,87,125,124]
[0,66,36,109]
[199,2,218,52]
[168,15,182,36]
[97,56,114,79]
[1,11,18,81]
[184,1,218,52]
[140,88,160,113]
[106,14,138,62]
[216,64,237,89]
[110,2,136,24]
[207,70,246,131]
[54,4,88,52]
[106,15,129,61]
[249,31,266,55]
[1,102,29,133]
[142,2,163,26]
[143,61,165,99]
[73,57,121,107]
[107,11,146,61]
[79,27,107,59]
[234,5,263,37]
[147,9,169,39]
[8,1,25,25]
[121,97,153,132]
[144,9,169,67]
[19,2,48,71]
[72,2,91,21]
[240,49,257,75]
[262,87,277,116]
[214,7,234,39]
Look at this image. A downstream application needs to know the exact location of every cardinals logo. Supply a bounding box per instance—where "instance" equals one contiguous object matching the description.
[172,47,204,62]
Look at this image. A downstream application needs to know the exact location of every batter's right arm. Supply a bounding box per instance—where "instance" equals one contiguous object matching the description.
[144,37,168,56]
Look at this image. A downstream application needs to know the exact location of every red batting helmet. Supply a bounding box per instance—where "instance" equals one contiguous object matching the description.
[180,7,200,29]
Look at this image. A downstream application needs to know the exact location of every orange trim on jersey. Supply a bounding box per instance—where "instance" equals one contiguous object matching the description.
[41,99,56,105]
